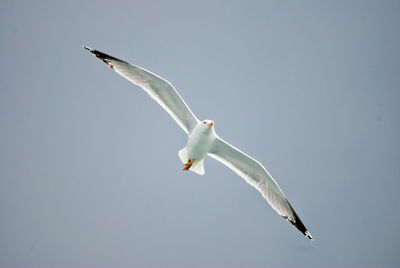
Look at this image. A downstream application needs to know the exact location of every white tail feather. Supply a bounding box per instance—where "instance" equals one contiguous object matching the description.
[178,146,205,175]
[178,147,188,164]
[191,158,205,175]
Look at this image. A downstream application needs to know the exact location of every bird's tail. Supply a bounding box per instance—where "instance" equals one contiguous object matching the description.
[178,147,205,175]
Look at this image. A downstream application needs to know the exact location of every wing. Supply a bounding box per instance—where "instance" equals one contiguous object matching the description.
[83,45,199,134]
[209,137,313,239]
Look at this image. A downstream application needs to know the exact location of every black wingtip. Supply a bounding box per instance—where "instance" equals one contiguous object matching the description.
[285,202,314,240]
[83,45,93,51]
[82,45,126,68]
[305,230,314,240]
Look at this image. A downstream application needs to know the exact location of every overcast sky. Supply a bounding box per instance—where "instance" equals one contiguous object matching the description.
[1,0,399,267]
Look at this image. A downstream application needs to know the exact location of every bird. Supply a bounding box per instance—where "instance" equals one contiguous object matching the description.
[83,45,313,240]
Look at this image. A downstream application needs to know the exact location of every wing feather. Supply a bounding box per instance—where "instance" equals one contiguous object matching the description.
[209,137,313,239]
[84,45,199,134]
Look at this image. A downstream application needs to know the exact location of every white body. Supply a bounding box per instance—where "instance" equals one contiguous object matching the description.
[187,120,216,160]
[178,120,216,175]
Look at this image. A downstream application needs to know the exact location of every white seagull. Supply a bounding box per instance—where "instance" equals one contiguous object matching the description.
[83,45,313,239]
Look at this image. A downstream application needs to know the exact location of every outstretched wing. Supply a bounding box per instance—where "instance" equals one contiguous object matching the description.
[208,137,313,239]
[84,45,199,134]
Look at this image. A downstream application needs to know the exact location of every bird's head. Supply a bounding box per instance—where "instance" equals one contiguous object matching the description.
[192,119,216,137]
[202,120,214,128]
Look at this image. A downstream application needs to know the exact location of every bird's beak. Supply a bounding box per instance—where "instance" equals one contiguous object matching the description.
[208,121,214,127]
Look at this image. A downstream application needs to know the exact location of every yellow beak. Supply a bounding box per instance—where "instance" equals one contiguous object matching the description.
[208,121,214,127]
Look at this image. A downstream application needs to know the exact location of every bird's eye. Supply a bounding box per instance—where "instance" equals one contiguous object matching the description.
[203,121,206,124]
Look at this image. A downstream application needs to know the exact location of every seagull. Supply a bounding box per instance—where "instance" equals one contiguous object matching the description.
[83,45,313,239]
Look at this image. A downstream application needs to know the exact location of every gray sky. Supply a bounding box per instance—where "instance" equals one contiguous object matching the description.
[1,0,399,267]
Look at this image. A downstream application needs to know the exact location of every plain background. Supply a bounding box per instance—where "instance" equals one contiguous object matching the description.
[1,0,399,267]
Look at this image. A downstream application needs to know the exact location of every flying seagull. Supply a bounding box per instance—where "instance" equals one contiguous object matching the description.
[83,45,313,239]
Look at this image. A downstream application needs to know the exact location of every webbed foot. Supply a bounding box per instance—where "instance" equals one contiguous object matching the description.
[183,159,194,171]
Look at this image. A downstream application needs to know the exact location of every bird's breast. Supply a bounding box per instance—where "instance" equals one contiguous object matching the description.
[187,128,216,160]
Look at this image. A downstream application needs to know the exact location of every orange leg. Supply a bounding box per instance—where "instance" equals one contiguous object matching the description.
[183,159,194,171]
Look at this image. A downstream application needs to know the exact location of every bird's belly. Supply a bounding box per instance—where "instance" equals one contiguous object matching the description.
[187,135,213,160]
